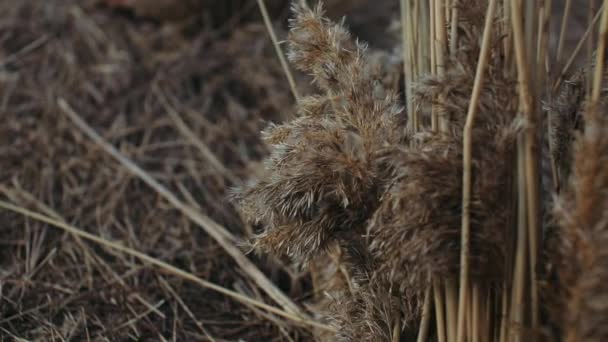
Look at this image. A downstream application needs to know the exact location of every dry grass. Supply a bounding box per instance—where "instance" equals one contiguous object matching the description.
[3,0,608,341]
[0,0,304,340]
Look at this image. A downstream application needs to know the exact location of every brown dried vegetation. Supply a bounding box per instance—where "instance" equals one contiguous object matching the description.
[3,0,608,341]
[551,70,608,342]
[234,2,518,339]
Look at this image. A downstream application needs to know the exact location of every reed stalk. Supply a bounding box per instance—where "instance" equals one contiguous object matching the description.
[457,1,498,341]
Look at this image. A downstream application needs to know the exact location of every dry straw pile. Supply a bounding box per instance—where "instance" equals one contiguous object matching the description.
[1,0,607,341]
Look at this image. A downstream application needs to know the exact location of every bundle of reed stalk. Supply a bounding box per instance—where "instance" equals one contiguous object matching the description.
[235,0,608,341]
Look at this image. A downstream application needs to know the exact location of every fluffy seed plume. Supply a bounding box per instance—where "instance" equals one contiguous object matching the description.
[369,0,517,315]
[233,2,404,266]
[551,58,608,341]
[234,1,519,339]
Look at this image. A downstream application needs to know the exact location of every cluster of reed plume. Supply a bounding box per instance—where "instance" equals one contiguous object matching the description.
[235,0,608,340]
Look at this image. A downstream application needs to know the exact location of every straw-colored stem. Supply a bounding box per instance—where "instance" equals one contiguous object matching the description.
[412,0,420,79]
[57,99,306,318]
[434,280,447,342]
[587,0,597,95]
[510,137,528,342]
[401,0,416,133]
[156,88,240,185]
[445,279,458,342]
[554,3,604,91]
[434,0,448,132]
[256,0,300,102]
[417,286,433,342]
[502,0,514,76]
[511,1,541,337]
[392,315,402,342]
[466,285,473,341]
[472,284,480,342]
[456,1,497,341]
[536,1,552,91]
[419,1,432,78]
[556,0,572,63]
[430,0,438,131]
[0,201,335,333]
[592,0,608,103]
[449,0,459,55]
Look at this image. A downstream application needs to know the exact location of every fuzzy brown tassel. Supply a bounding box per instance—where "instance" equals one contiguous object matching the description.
[234,1,519,339]
[233,3,404,266]
[552,97,608,342]
[368,0,518,316]
[368,126,516,289]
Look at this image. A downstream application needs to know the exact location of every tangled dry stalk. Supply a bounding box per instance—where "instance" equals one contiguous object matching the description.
[2,0,608,341]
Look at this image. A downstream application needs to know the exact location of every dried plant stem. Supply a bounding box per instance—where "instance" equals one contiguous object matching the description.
[417,286,433,342]
[155,87,240,185]
[587,0,597,94]
[472,284,480,342]
[0,200,335,332]
[256,0,300,102]
[57,98,306,318]
[554,5,604,92]
[511,0,542,338]
[419,1,432,79]
[511,138,528,342]
[449,1,459,55]
[445,279,458,342]
[467,286,473,341]
[412,1,420,78]
[392,317,402,342]
[430,0,438,131]
[536,1,552,91]
[401,0,417,132]
[502,0,514,75]
[592,0,608,103]
[556,0,572,63]
[457,1,497,341]
[434,0,448,132]
[434,279,447,342]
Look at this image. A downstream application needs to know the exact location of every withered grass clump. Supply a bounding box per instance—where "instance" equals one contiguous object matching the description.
[234,2,518,339]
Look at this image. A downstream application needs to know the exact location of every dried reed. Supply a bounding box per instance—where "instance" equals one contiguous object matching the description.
[4,0,608,340]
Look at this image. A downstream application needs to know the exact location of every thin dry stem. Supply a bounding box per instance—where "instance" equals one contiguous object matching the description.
[592,0,608,103]
[555,5,604,92]
[417,286,433,342]
[434,0,448,132]
[449,2,459,56]
[446,279,458,342]
[511,138,528,342]
[401,0,416,132]
[0,200,335,333]
[472,284,480,342]
[257,0,300,102]
[457,1,498,341]
[57,98,306,318]
[557,0,573,63]
[434,280,447,342]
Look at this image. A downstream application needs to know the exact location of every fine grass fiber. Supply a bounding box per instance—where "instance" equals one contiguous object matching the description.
[2,0,608,341]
